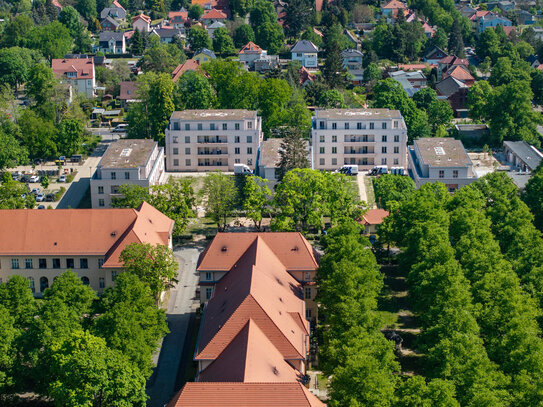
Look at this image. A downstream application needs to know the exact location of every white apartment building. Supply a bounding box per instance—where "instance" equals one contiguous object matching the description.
[311,109,408,171]
[90,139,165,208]
[165,109,262,171]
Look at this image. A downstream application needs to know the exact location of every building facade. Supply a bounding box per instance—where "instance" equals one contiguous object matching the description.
[291,40,318,68]
[165,109,263,171]
[311,108,408,171]
[51,57,95,98]
[0,203,173,295]
[90,139,165,208]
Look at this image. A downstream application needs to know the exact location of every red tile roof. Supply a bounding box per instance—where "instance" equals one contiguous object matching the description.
[197,232,318,272]
[398,63,434,71]
[51,0,62,9]
[112,0,125,10]
[299,66,316,85]
[132,13,151,24]
[52,58,94,80]
[239,41,263,54]
[361,209,389,225]
[195,237,309,361]
[438,55,469,67]
[171,59,201,82]
[169,10,189,23]
[202,8,227,19]
[119,81,139,100]
[167,382,326,406]
[443,65,474,83]
[0,202,173,267]
[382,0,407,9]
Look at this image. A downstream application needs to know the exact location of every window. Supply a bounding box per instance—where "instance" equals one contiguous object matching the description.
[111,172,116,180]
[197,123,202,130]
[111,186,119,194]
[394,146,399,154]
[305,287,311,299]
[247,135,252,143]
[206,287,213,300]
[382,146,387,153]
[210,123,216,130]
[319,147,325,154]
[98,259,104,268]
[394,135,400,142]
[99,278,105,289]
[235,136,240,143]
[173,121,180,130]
[382,122,387,129]
[185,123,190,130]
[111,271,117,280]
[235,123,240,130]
[332,158,337,166]
[319,158,325,166]
[98,199,105,207]
[247,147,252,154]
[235,147,240,154]
[248,159,252,166]
[80,258,88,269]
[439,170,445,178]
[185,147,191,154]
[66,258,74,269]
[453,170,459,178]
[332,122,337,130]
[185,136,190,143]
[332,135,337,142]
[247,121,253,129]
[124,171,130,180]
[28,277,35,294]
[98,186,104,194]
[81,276,90,285]
[381,158,387,165]
[319,121,325,129]
[186,159,191,166]
[25,258,32,269]
[222,123,227,130]
[304,271,311,281]
[173,148,179,155]
[357,122,362,129]
[39,259,47,269]
[332,147,337,154]
[53,258,61,269]
[205,272,212,281]
[370,122,374,129]
[306,309,312,319]
[382,135,387,142]
[173,136,179,143]
[173,159,179,166]
[40,277,48,292]
[393,158,399,165]
[394,120,399,128]
[345,123,349,129]
[11,259,19,269]
[320,135,325,143]
[235,158,240,164]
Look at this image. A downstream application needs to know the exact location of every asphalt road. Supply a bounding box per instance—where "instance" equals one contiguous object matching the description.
[146,244,202,407]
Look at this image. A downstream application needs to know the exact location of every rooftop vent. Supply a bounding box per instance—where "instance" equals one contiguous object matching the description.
[434,146,445,155]
[221,246,228,252]
[291,246,299,252]
[54,242,57,246]
[273,367,279,375]
[111,231,117,237]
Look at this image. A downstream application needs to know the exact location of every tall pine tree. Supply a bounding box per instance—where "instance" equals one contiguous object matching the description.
[448,19,465,58]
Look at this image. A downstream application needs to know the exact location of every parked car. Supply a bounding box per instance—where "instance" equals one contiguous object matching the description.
[11,171,21,181]
[58,175,66,182]
[20,175,30,183]
[36,194,45,202]
[112,124,128,133]
[31,188,40,195]
[45,194,55,202]
[29,175,40,183]
[37,205,45,209]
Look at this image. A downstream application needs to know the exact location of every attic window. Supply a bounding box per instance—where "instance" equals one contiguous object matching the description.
[54,242,57,246]
[434,146,445,155]
[221,246,227,252]
[273,367,279,375]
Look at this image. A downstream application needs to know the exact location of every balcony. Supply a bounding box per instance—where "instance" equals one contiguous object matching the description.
[344,148,375,155]
[198,149,228,156]
[198,160,228,167]
[344,135,375,143]
[345,158,375,166]
[197,136,228,144]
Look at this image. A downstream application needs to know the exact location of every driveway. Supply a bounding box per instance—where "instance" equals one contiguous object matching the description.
[146,244,203,407]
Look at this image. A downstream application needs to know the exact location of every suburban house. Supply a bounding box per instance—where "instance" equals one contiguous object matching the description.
[165,109,263,171]
[190,0,229,15]
[299,66,316,85]
[196,232,319,320]
[193,48,216,63]
[0,202,174,294]
[206,21,225,38]
[171,59,201,82]
[424,45,448,64]
[256,138,291,187]
[503,141,543,173]
[436,76,469,117]
[459,5,477,18]
[408,137,477,191]
[341,48,363,70]
[437,55,469,77]
[51,57,95,98]
[360,208,389,235]
[311,109,408,171]
[388,70,427,96]
[201,8,227,24]
[380,0,407,17]
[90,139,165,208]
[486,0,514,12]
[239,41,273,70]
[168,10,189,28]
[132,13,151,32]
[291,40,318,69]
[478,13,512,33]
[118,81,140,108]
[98,31,126,54]
[150,28,184,43]
[515,9,536,25]
[100,5,126,21]
[101,15,121,31]
[253,54,279,72]
[442,64,474,86]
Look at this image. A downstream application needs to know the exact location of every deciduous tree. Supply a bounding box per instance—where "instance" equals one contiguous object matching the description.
[202,172,238,231]
[243,175,271,230]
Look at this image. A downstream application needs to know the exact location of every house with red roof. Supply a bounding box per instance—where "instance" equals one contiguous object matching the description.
[52,57,95,98]
[239,41,265,69]
[442,65,475,86]
[168,10,189,28]
[171,59,201,82]
[380,0,407,16]
[132,13,151,32]
[359,208,389,234]
[201,8,227,24]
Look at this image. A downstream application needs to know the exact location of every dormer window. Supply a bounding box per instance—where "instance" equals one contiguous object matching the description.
[67,72,77,78]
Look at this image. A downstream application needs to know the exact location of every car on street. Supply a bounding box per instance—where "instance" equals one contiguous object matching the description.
[36,194,45,202]
[58,175,66,182]
[29,175,40,183]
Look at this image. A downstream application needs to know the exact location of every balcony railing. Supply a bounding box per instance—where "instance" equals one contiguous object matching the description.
[344,149,375,155]
[197,137,228,144]
[197,150,227,155]
[344,136,375,143]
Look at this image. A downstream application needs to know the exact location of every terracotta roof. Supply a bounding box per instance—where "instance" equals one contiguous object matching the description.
[239,41,263,54]
[299,66,316,84]
[470,10,491,20]
[313,27,323,37]
[112,0,125,10]
[202,8,227,19]
[398,63,433,71]
[132,13,151,24]
[0,202,173,267]
[52,58,94,80]
[197,232,318,272]
[443,65,474,83]
[51,0,62,9]
[361,209,389,225]
[119,81,138,100]
[124,30,134,39]
[169,10,188,23]
[438,55,469,67]
[191,0,218,7]
[502,25,516,36]
[171,59,201,82]
[167,382,325,407]
[198,319,302,382]
[382,0,407,8]
[195,237,309,361]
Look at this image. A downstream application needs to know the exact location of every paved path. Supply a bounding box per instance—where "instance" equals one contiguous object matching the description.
[356,173,368,203]
[146,245,202,407]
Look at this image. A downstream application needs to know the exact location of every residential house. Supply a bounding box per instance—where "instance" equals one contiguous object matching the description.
[442,64,474,86]
[191,0,229,15]
[299,66,316,85]
[533,27,543,41]
[132,13,151,32]
[388,70,427,96]
[193,48,216,63]
[311,109,408,171]
[380,0,407,17]
[118,81,140,108]
[206,21,225,38]
[51,0,63,13]
[254,54,279,72]
[98,32,126,54]
[101,15,121,31]
[150,28,184,43]
[478,14,512,34]
[459,4,477,18]
[408,137,477,190]
[90,139,165,208]
[171,59,201,82]
[100,6,126,21]
[436,76,469,117]
[469,9,492,31]
[201,8,227,24]
[165,109,263,171]
[341,49,363,70]
[52,57,95,98]
[0,202,173,294]
[168,10,189,28]
[239,41,265,69]
[360,208,389,235]
[437,55,469,76]
[515,9,536,25]
[503,140,543,172]
[424,45,448,64]
[291,40,318,68]
[487,0,514,12]
[256,138,291,187]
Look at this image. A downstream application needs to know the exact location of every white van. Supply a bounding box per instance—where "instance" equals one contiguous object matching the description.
[336,165,359,175]
[234,163,252,175]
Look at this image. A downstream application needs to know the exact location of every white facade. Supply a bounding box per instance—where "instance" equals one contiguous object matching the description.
[165,110,263,172]
[90,139,165,208]
[310,109,408,171]
[292,51,317,68]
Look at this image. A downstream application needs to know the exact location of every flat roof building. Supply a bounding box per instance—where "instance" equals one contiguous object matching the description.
[408,137,476,191]
[90,139,165,208]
